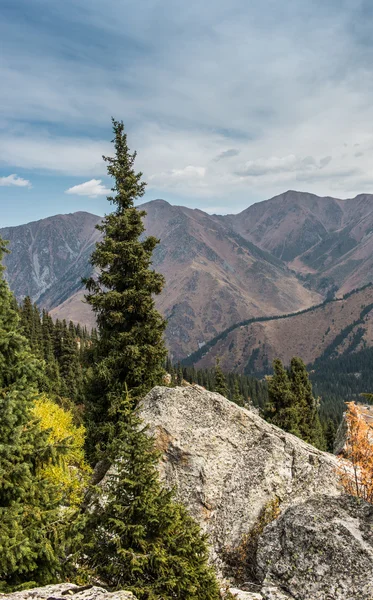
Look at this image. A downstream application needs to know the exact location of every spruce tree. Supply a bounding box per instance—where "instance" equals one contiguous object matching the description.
[82,393,220,600]
[0,239,64,589]
[214,358,228,397]
[264,357,325,450]
[288,357,325,450]
[325,418,337,453]
[232,378,244,406]
[81,122,220,597]
[264,358,300,436]
[84,118,167,461]
[176,362,183,386]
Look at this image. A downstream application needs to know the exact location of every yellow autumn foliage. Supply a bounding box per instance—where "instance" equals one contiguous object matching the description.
[33,395,91,507]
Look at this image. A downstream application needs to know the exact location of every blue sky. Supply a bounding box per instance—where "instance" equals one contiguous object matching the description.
[1,0,373,225]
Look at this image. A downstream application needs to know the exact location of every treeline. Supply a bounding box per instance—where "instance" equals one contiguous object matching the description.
[18,296,93,405]
[311,345,373,421]
[165,358,268,408]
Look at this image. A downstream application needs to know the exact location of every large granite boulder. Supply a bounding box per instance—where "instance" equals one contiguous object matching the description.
[0,584,136,600]
[257,495,373,600]
[140,386,341,564]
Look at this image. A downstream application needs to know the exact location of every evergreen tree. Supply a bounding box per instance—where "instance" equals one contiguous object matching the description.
[264,358,300,436]
[288,357,325,449]
[58,321,84,403]
[83,119,167,461]
[80,122,220,597]
[264,358,325,450]
[176,362,183,386]
[0,239,64,589]
[82,393,220,600]
[214,358,228,397]
[231,377,244,406]
[325,418,337,453]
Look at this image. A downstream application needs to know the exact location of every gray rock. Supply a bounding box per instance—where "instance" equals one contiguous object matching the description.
[140,386,340,566]
[256,495,373,600]
[261,587,291,600]
[229,588,263,599]
[333,411,347,455]
[0,584,136,600]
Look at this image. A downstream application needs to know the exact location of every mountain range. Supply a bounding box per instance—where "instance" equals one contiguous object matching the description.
[2,189,373,364]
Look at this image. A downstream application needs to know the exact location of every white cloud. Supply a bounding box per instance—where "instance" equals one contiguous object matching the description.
[148,165,207,192]
[3,0,373,210]
[235,155,336,178]
[0,134,111,176]
[65,179,111,198]
[0,174,31,188]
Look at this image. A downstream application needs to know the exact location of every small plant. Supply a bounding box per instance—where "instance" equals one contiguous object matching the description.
[337,401,373,503]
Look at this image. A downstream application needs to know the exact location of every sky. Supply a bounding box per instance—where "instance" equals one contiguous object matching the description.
[1,0,373,226]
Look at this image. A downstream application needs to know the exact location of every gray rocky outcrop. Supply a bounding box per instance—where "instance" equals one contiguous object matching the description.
[140,386,341,565]
[257,494,373,600]
[0,585,136,600]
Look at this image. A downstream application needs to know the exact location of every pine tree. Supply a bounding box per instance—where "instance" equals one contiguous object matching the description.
[83,118,167,461]
[81,392,220,600]
[325,418,337,453]
[176,362,183,386]
[264,358,300,436]
[214,358,228,397]
[264,358,325,450]
[80,122,220,597]
[288,357,325,450]
[0,238,64,589]
[232,378,244,406]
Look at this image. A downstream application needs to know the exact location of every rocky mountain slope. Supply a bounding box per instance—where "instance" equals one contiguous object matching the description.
[0,200,320,359]
[223,190,373,296]
[0,211,101,309]
[187,284,373,372]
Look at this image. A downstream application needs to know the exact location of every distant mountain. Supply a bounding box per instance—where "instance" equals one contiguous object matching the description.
[44,200,320,358]
[0,211,101,308]
[186,285,373,373]
[223,190,373,295]
[3,189,373,361]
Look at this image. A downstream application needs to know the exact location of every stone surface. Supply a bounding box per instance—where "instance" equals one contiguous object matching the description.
[257,495,373,600]
[229,588,263,599]
[261,588,291,600]
[140,386,341,565]
[0,584,136,600]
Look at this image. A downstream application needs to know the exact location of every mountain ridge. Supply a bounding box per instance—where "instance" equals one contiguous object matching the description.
[2,189,373,360]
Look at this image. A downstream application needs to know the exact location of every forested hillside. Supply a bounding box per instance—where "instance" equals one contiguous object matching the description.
[185,284,373,372]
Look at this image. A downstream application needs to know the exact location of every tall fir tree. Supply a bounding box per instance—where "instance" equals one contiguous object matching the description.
[263,358,300,436]
[288,357,325,450]
[214,358,228,398]
[83,119,167,462]
[264,357,325,450]
[231,378,244,406]
[0,238,64,589]
[81,392,220,600]
[81,121,220,598]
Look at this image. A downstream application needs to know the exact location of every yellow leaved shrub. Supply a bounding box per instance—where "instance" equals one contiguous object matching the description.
[33,395,91,508]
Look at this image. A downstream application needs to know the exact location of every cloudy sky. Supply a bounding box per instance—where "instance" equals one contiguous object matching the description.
[1,0,373,225]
